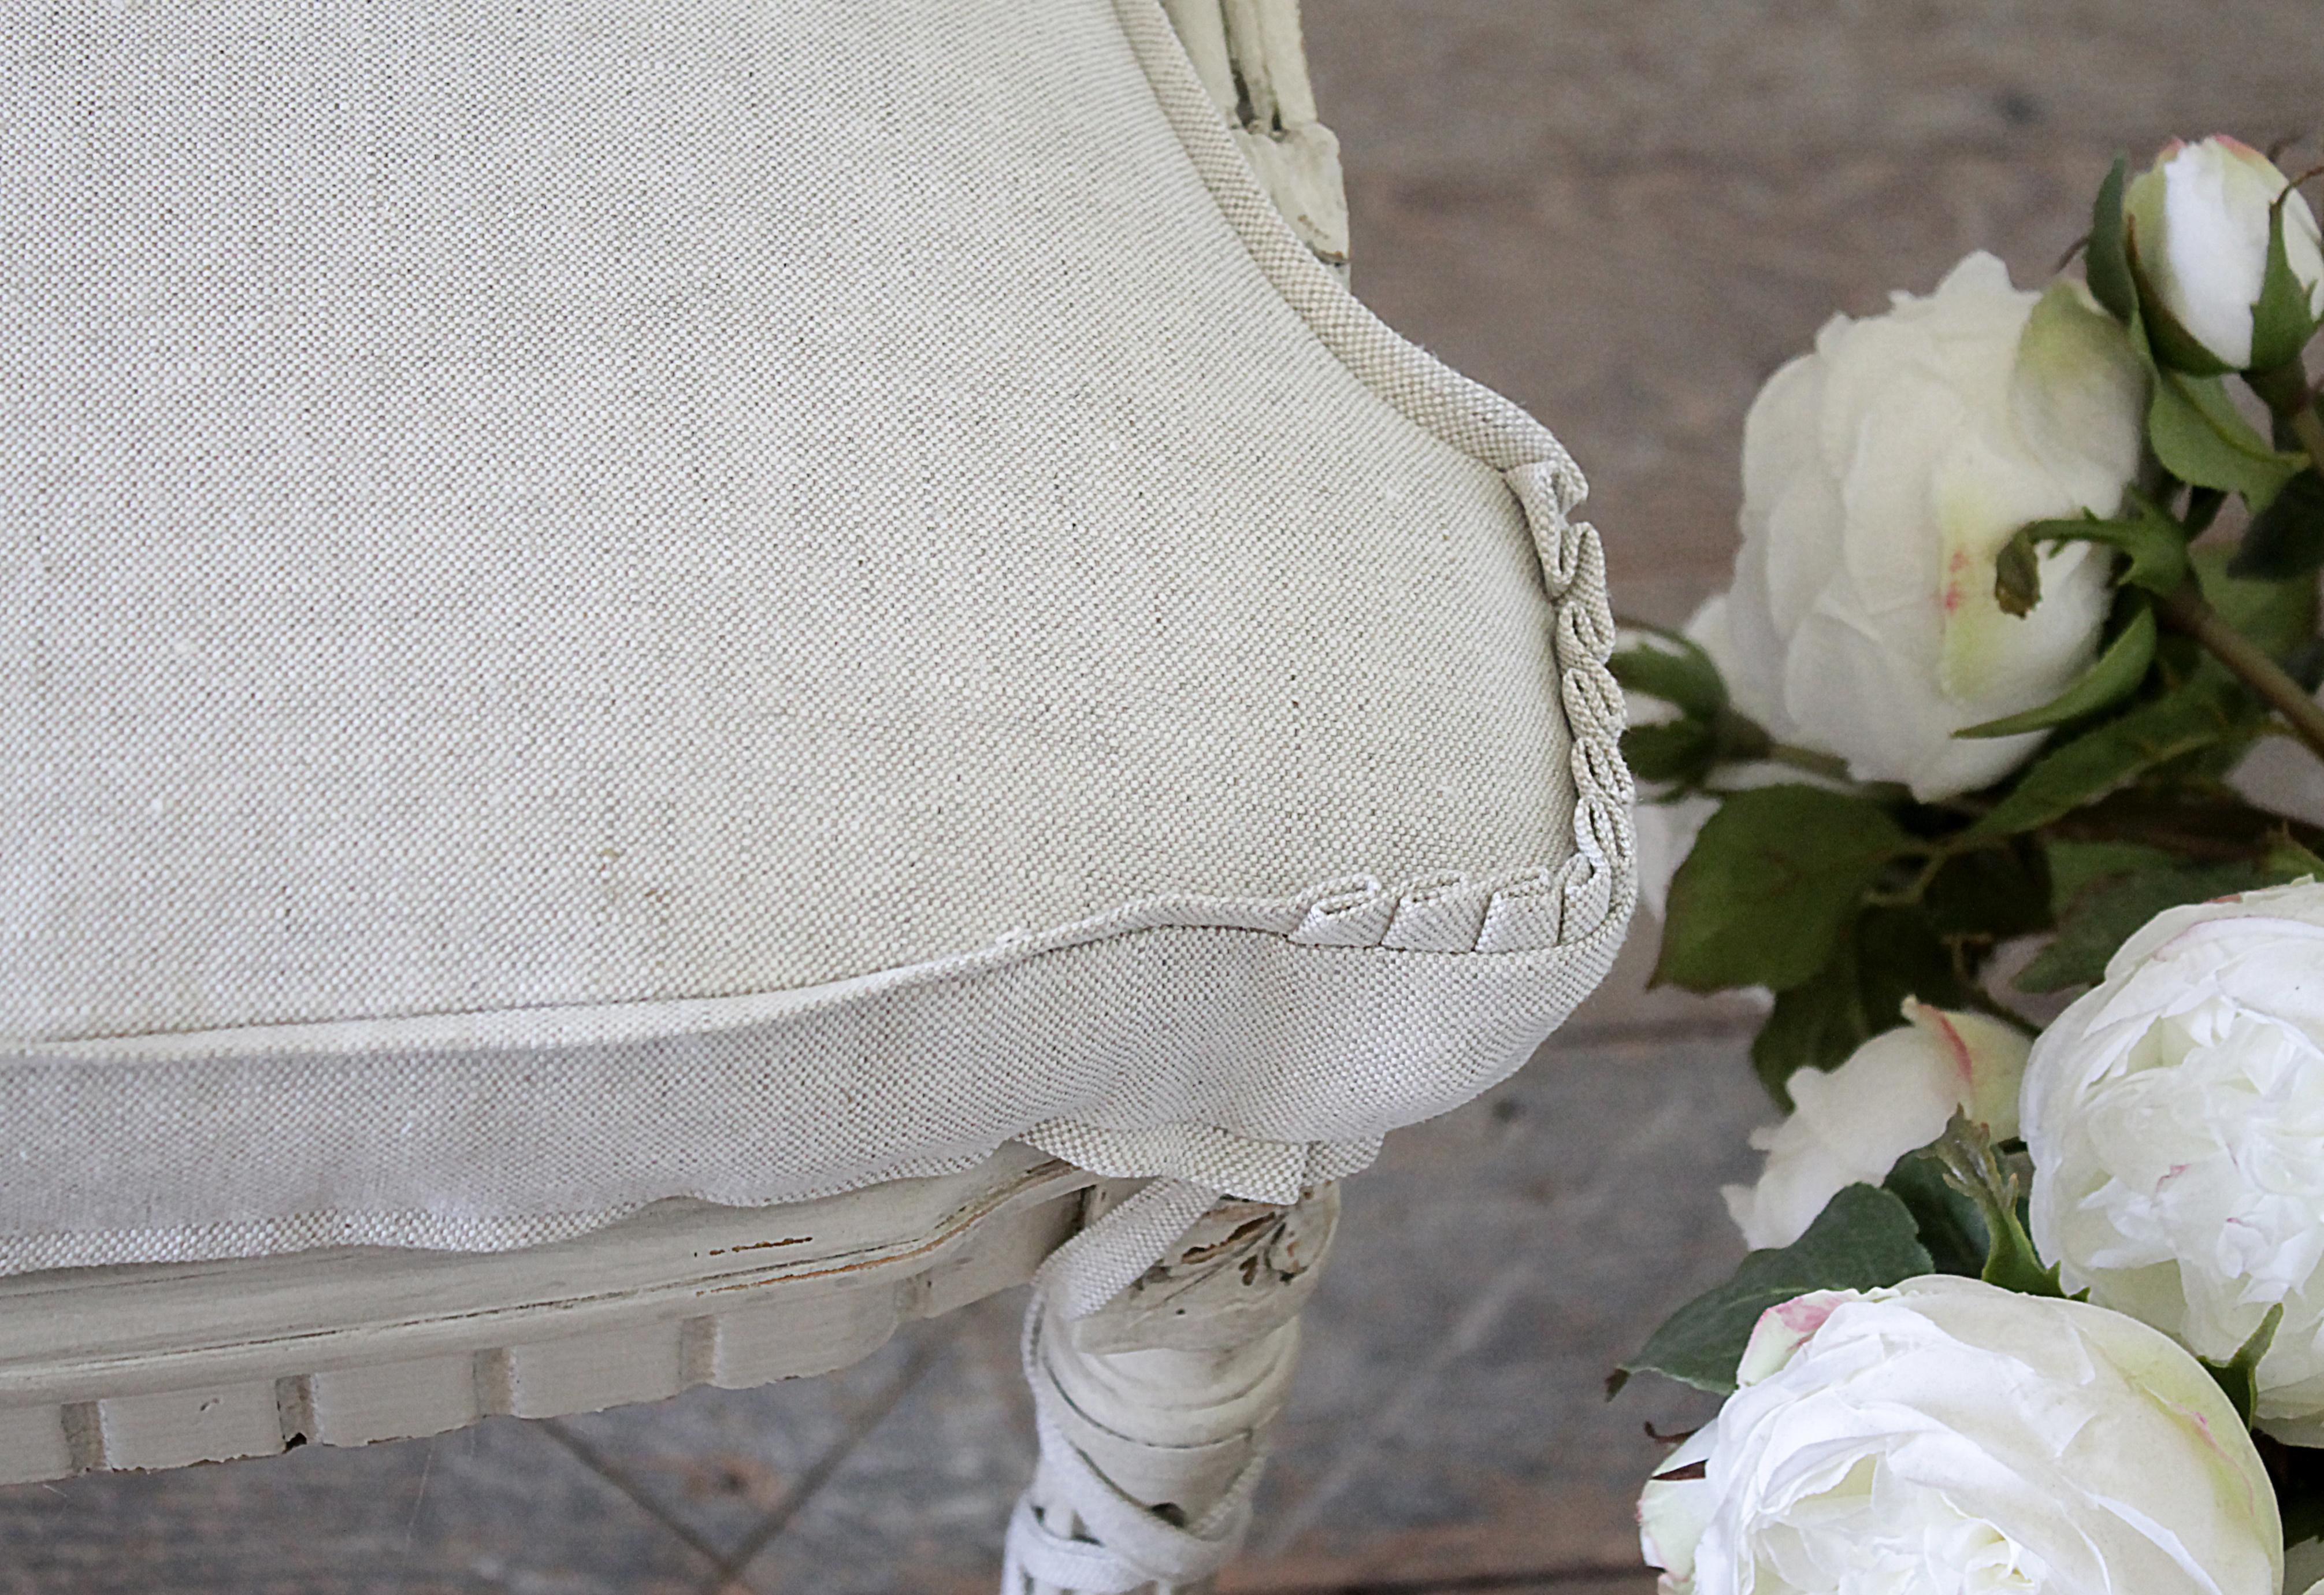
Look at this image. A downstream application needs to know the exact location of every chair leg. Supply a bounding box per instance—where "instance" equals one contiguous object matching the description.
[1005,1183,1339,1595]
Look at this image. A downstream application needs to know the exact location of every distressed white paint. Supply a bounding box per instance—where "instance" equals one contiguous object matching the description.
[1163,0,1347,270]
[0,1147,1100,1477]
[1012,1185,1339,1595]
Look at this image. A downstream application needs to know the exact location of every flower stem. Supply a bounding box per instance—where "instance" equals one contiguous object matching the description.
[1764,741,1854,783]
[2154,578,2324,764]
[1932,1112,2067,1299]
[2290,402,2324,476]
[2247,361,2324,474]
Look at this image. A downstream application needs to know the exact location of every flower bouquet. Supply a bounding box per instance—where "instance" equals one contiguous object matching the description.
[1617,137,2324,1593]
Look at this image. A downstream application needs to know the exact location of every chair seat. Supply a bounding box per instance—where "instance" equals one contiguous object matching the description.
[0,0,1632,1275]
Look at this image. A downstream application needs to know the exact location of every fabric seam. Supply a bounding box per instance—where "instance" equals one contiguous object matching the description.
[1107,0,1636,966]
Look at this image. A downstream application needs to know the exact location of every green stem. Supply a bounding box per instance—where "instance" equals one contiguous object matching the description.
[2154,578,2324,765]
[2248,362,2324,474]
[1705,706,1860,786]
[2292,403,2324,476]
[1764,741,1854,782]
[1932,1113,2067,1299]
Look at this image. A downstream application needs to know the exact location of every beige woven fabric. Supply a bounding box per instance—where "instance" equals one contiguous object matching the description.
[0,0,1634,1274]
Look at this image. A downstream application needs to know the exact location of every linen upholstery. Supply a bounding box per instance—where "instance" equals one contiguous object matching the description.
[0,0,1634,1273]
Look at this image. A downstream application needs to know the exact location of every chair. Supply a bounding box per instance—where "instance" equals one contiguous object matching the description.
[0,1,1633,1588]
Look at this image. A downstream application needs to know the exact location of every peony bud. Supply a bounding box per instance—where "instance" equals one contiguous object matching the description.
[1720,999,2030,1252]
[1695,253,2141,801]
[2124,136,2324,372]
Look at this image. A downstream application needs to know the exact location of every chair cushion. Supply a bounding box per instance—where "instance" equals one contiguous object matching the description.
[0,0,1634,1273]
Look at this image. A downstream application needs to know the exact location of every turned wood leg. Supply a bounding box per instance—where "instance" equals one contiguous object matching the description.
[1004,1182,1339,1595]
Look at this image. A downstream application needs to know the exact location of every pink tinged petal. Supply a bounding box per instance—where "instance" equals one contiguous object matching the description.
[1738,1290,1859,1385]
[1902,999,2032,1140]
[1931,431,2107,709]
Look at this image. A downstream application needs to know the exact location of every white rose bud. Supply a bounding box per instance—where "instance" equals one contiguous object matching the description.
[1721,1000,2030,1251]
[2025,878,2324,1440]
[1698,251,2145,800]
[2125,135,2324,371]
[1638,1278,2282,1595]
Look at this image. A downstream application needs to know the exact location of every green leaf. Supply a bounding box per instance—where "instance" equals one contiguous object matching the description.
[1654,787,1914,994]
[2269,837,2324,878]
[1922,839,2054,941]
[2043,839,2179,913]
[1750,907,1965,1107]
[2230,470,2324,583]
[2147,369,2306,507]
[1884,1147,1991,1279]
[1610,636,1727,721]
[2196,541,2322,661]
[2199,1303,2284,1430]
[1955,603,2156,738]
[1622,719,1717,786]
[2016,861,2278,991]
[2009,497,2191,601]
[2084,156,2136,324]
[2251,191,2323,376]
[1969,672,2253,839]
[2071,787,2324,863]
[1614,1185,1933,1396]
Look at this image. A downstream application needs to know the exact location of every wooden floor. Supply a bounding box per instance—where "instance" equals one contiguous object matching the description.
[6,1,2323,1589]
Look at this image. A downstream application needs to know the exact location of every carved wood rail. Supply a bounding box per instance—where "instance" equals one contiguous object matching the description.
[0,1148,1102,1479]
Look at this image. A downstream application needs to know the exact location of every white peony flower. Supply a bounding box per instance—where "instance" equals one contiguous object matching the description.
[2126,136,2324,371]
[1638,1277,2282,1595]
[2024,878,2324,1440]
[1721,1000,2030,1251]
[1698,251,2145,801]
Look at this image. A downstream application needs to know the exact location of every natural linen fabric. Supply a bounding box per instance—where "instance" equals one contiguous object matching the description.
[0,0,1634,1273]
